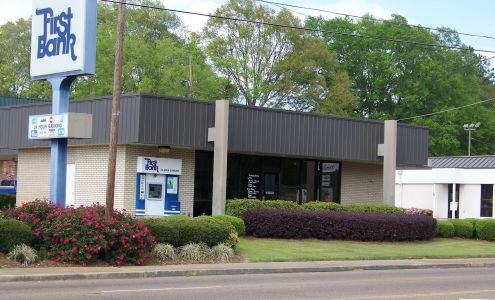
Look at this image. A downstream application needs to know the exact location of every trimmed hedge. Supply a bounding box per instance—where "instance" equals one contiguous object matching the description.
[301,202,343,211]
[141,215,234,247]
[213,215,246,236]
[450,219,474,238]
[227,199,408,220]
[464,218,480,237]
[0,219,32,252]
[0,194,16,211]
[243,208,436,241]
[341,204,404,214]
[436,221,455,238]
[475,219,495,241]
[226,199,299,218]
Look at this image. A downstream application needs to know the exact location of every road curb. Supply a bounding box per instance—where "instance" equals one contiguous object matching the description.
[2,261,495,282]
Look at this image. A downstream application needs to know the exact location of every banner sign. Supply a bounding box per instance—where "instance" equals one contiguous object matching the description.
[28,113,93,139]
[137,156,182,175]
[30,0,97,80]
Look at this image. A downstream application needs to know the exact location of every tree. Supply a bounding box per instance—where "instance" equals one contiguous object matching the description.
[203,0,356,114]
[73,0,227,101]
[308,15,495,155]
[0,19,50,99]
[0,1,227,101]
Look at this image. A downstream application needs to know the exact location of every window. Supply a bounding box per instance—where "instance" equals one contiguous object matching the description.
[481,184,493,217]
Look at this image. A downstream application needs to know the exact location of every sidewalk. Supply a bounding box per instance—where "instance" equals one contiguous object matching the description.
[1,258,495,282]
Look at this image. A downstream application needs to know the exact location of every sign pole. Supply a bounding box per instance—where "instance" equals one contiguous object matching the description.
[48,76,75,207]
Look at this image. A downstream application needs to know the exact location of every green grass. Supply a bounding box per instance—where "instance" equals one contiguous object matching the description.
[237,237,495,262]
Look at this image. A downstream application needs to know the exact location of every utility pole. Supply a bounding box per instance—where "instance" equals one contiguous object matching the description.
[106,0,126,220]
[188,55,194,99]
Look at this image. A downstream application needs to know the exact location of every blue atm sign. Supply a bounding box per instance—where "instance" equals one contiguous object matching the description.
[30,0,97,80]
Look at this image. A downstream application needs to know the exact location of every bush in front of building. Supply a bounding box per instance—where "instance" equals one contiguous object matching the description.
[0,219,33,252]
[41,204,156,266]
[4,199,53,248]
[212,215,246,236]
[0,194,16,211]
[403,207,434,216]
[301,201,343,211]
[475,219,495,241]
[450,219,474,238]
[142,215,234,248]
[436,221,455,238]
[342,203,404,214]
[226,199,299,219]
[464,218,480,237]
[243,209,436,241]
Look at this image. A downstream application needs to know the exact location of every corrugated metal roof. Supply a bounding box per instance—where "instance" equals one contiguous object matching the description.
[0,94,429,166]
[0,95,46,107]
[428,156,495,168]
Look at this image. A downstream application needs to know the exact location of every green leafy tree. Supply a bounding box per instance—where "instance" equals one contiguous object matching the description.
[0,1,227,101]
[73,0,226,100]
[0,19,50,99]
[203,0,355,114]
[308,15,495,155]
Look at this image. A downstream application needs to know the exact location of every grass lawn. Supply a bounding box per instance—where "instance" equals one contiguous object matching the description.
[237,237,495,262]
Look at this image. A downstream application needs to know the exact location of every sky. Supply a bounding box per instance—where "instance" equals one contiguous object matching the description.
[1,0,494,57]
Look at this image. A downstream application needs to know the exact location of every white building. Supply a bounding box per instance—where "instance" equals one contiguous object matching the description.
[395,156,495,219]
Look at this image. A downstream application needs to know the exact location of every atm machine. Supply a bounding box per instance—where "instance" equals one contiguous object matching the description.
[135,156,182,216]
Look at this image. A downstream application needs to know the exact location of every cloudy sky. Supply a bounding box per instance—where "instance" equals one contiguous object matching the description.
[1,0,494,56]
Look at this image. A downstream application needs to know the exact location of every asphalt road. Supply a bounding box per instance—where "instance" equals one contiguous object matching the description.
[2,267,495,300]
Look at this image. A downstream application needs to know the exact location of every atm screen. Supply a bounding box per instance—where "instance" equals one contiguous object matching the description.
[148,184,163,199]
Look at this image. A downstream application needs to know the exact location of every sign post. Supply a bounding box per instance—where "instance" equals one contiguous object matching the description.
[30,0,97,207]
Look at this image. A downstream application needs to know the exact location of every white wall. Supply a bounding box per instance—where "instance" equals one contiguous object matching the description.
[435,184,449,219]
[459,185,480,219]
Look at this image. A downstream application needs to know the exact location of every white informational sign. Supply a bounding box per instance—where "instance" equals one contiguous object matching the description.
[167,177,178,194]
[137,156,182,175]
[28,113,92,139]
[450,201,458,211]
[30,0,97,79]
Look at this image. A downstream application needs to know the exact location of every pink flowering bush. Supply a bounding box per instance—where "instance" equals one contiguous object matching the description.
[7,201,155,266]
[5,200,53,248]
[403,207,433,216]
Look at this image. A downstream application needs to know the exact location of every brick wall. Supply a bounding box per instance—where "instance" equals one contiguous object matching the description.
[340,161,383,205]
[0,160,17,181]
[17,148,51,203]
[16,145,195,216]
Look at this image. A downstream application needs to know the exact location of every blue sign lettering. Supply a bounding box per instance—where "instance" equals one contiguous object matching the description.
[36,7,77,61]
[144,158,159,172]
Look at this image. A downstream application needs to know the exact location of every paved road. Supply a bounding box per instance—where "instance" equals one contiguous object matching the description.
[2,267,495,300]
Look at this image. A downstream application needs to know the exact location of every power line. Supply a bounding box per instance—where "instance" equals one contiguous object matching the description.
[99,0,495,55]
[398,97,495,121]
[258,0,495,41]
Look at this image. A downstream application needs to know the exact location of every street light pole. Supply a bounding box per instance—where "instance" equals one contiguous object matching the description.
[463,122,481,156]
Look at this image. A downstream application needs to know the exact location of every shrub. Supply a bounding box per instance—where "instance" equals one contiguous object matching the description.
[41,204,155,266]
[226,199,299,219]
[178,243,210,261]
[302,202,343,211]
[7,244,38,265]
[0,219,33,252]
[152,243,176,262]
[211,243,234,262]
[226,231,239,248]
[5,199,54,248]
[436,221,455,238]
[475,219,495,241]
[465,218,480,237]
[0,194,16,211]
[450,219,474,238]
[243,209,436,241]
[342,203,404,214]
[213,215,246,236]
[403,207,434,216]
[142,215,233,247]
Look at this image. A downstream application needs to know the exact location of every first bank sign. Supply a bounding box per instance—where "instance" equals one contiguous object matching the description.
[30,0,96,80]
